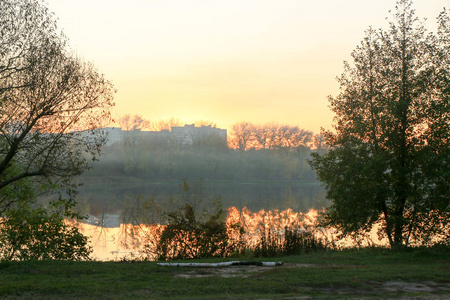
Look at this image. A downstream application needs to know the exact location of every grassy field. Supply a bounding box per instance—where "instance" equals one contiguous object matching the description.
[0,248,449,299]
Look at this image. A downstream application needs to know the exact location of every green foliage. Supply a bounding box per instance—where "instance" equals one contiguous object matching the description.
[156,203,229,260]
[252,226,329,258]
[0,167,91,261]
[156,181,242,260]
[309,0,450,248]
[0,199,92,261]
[155,204,331,260]
[0,165,36,215]
[282,228,328,255]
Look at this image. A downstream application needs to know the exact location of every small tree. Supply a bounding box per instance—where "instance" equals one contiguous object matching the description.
[309,0,450,248]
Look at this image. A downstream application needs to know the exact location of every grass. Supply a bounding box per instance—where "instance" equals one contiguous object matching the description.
[0,248,449,299]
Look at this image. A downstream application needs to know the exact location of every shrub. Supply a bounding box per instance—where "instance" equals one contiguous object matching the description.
[0,201,92,261]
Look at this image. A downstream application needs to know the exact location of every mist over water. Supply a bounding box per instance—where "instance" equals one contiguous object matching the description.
[76,122,329,225]
[78,179,327,215]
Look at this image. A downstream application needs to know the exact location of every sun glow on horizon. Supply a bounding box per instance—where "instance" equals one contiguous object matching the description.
[46,0,448,133]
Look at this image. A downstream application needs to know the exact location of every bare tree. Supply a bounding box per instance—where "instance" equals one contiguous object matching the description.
[289,128,314,150]
[148,117,183,131]
[228,122,256,150]
[229,122,316,151]
[116,114,150,146]
[253,123,277,150]
[0,0,115,211]
[117,114,150,131]
[312,133,328,151]
[194,120,217,128]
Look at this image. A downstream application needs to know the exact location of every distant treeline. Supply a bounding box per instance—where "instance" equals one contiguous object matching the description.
[228,122,327,151]
[113,115,328,150]
[85,120,327,182]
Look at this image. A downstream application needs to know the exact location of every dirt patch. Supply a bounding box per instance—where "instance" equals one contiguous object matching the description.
[172,262,356,278]
[285,263,359,269]
[174,265,269,278]
[378,281,450,293]
[171,263,449,298]
[316,281,450,298]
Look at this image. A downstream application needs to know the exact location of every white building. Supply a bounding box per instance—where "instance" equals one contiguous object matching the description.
[101,124,227,147]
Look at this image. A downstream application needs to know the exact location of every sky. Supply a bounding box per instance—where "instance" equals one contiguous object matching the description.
[46,0,448,133]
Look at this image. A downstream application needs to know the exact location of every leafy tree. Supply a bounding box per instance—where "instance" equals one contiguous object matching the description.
[0,0,114,259]
[309,0,450,248]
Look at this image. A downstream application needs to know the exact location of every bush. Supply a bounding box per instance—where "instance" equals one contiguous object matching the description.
[252,226,328,258]
[154,180,243,260]
[0,201,92,261]
[156,203,228,260]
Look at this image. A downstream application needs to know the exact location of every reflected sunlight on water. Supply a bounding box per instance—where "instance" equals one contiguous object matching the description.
[73,207,388,261]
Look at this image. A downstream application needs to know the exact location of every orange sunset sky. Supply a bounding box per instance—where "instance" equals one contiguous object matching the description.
[47,0,448,133]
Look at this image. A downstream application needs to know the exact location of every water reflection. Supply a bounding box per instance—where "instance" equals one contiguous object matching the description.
[75,205,387,261]
[78,180,329,215]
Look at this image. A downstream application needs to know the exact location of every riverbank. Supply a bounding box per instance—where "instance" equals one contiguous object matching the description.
[1,248,448,299]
